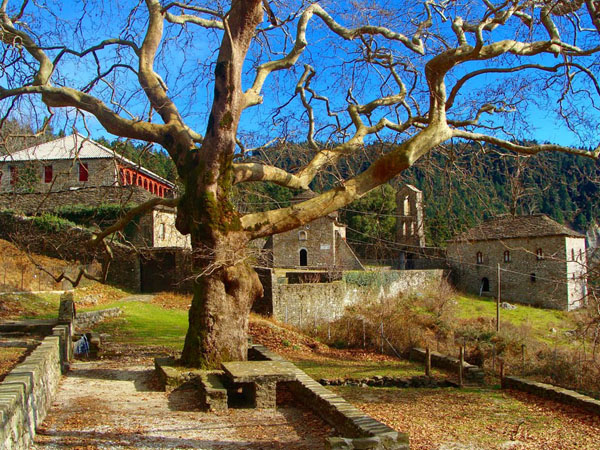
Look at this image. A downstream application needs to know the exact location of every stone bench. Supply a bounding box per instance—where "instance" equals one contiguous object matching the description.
[222,360,297,409]
[198,371,228,413]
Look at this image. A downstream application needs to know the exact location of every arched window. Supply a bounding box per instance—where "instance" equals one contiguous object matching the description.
[476,252,483,264]
[536,248,543,260]
[403,197,410,215]
[298,230,307,241]
[299,248,308,267]
[530,273,536,283]
[571,248,575,261]
[481,277,490,292]
[579,249,583,261]
[503,250,511,263]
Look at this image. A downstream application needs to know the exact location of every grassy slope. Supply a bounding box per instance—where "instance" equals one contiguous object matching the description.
[91,301,187,349]
[455,293,576,345]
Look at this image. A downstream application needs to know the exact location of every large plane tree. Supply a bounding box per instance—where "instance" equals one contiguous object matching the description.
[1,0,599,367]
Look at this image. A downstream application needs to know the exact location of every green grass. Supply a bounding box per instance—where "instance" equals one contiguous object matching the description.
[91,301,188,349]
[455,293,575,345]
[292,357,443,380]
[0,292,62,319]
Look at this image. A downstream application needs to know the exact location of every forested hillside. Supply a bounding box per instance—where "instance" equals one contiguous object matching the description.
[2,122,597,257]
[236,142,600,257]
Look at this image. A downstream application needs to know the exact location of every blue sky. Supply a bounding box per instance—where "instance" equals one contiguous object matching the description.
[6,0,600,151]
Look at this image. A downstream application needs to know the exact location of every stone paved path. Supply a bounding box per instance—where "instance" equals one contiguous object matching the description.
[33,359,333,449]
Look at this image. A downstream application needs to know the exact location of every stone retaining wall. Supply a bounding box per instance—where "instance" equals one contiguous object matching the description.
[409,347,484,382]
[0,324,70,449]
[76,307,122,330]
[0,185,155,214]
[265,269,444,328]
[0,212,140,292]
[502,376,600,415]
[249,344,410,450]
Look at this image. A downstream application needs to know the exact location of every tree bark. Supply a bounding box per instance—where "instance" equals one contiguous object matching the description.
[175,0,264,367]
[180,231,263,367]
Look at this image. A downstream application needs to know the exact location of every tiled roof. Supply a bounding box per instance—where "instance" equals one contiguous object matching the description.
[451,214,584,242]
[1,134,174,187]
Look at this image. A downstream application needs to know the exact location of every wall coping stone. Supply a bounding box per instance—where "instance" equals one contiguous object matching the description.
[0,326,70,449]
[502,376,600,415]
[410,347,484,381]
[250,344,409,450]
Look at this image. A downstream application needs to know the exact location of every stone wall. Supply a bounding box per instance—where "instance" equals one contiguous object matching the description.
[273,281,349,326]
[335,235,365,270]
[139,248,194,293]
[261,269,445,328]
[272,216,336,269]
[0,185,155,214]
[447,235,585,310]
[271,215,362,270]
[0,324,70,449]
[249,344,409,449]
[0,211,141,292]
[0,158,117,194]
[409,347,484,382]
[151,207,191,248]
[76,308,122,330]
[502,376,600,415]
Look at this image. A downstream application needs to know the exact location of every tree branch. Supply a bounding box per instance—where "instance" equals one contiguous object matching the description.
[233,163,308,189]
[452,129,600,160]
[88,196,180,248]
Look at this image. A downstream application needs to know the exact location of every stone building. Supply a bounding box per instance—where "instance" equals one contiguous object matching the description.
[395,184,440,269]
[447,214,587,310]
[0,134,190,249]
[0,133,174,197]
[263,191,364,271]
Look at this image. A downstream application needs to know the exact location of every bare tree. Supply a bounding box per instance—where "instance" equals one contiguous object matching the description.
[1,0,599,367]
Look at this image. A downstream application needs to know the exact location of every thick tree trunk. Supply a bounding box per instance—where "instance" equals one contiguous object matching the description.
[179,232,263,368]
[175,0,264,368]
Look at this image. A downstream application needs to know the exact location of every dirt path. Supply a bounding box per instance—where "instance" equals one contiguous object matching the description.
[34,359,333,449]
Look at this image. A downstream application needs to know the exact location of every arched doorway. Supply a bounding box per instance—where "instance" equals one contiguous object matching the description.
[481,277,490,293]
[299,248,308,267]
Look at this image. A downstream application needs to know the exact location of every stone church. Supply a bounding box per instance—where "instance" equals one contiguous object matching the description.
[447,214,587,311]
[263,190,364,271]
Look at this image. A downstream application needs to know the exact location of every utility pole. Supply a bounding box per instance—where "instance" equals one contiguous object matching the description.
[496,263,501,332]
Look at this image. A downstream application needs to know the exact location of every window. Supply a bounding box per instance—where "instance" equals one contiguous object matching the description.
[298,230,307,241]
[530,273,536,283]
[78,163,88,182]
[571,248,575,261]
[579,249,583,261]
[476,252,483,264]
[160,223,166,240]
[10,166,18,185]
[44,165,53,183]
[503,250,511,263]
[536,248,543,260]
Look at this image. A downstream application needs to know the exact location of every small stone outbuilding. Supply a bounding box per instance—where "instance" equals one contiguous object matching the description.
[447,214,587,310]
[263,191,364,271]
